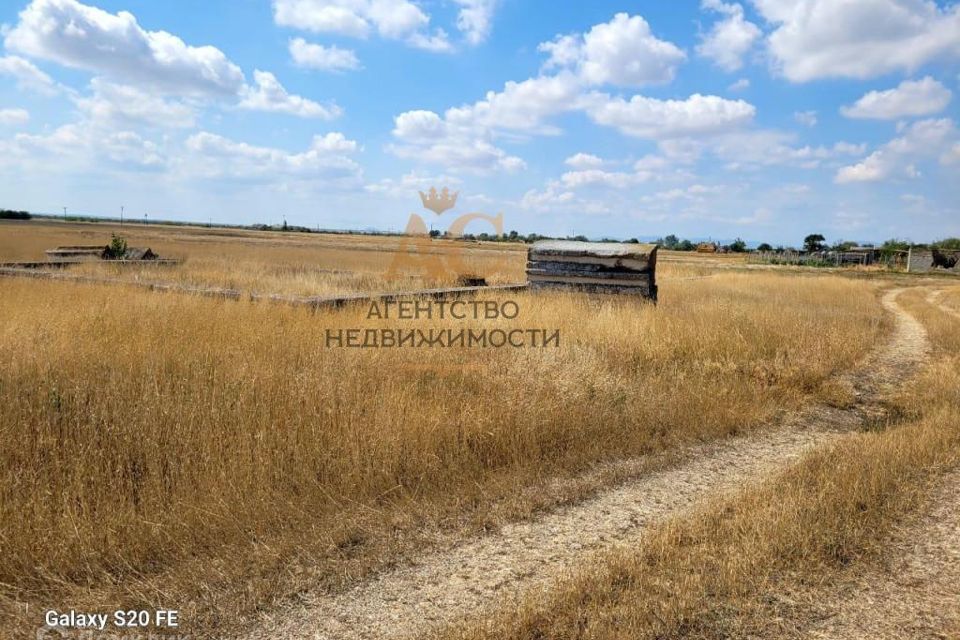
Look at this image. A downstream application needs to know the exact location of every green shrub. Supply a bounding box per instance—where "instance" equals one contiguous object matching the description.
[105,234,128,260]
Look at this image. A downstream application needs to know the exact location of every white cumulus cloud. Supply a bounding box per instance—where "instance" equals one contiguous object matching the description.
[289,38,361,72]
[0,55,58,95]
[583,93,756,139]
[390,109,525,173]
[75,79,196,129]
[454,0,498,45]
[564,153,604,169]
[5,0,336,119]
[560,169,644,189]
[7,122,165,170]
[0,108,30,126]
[239,70,342,119]
[445,73,582,133]
[696,0,761,72]
[728,77,750,91]
[273,0,452,51]
[754,0,960,82]
[540,13,687,87]
[388,12,755,173]
[840,76,952,120]
[5,0,245,97]
[184,131,362,183]
[835,117,957,183]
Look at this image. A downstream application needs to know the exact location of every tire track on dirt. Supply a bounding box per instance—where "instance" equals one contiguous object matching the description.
[803,469,960,640]
[798,288,960,640]
[928,287,960,320]
[240,289,930,640]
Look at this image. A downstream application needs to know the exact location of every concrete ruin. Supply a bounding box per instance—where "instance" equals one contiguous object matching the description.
[526,240,658,301]
[44,245,112,261]
[44,245,165,262]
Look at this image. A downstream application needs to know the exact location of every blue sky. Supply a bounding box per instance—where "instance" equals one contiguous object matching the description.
[0,0,958,245]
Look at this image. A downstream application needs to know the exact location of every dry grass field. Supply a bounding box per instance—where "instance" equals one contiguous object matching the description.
[0,220,741,298]
[433,285,960,640]
[0,221,899,638]
[5,219,958,640]
[0,219,527,296]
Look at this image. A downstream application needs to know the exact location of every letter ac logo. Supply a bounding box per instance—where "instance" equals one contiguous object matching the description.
[386,187,505,279]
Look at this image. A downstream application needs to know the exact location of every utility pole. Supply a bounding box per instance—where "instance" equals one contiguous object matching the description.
[120,205,124,226]
[63,206,67,222]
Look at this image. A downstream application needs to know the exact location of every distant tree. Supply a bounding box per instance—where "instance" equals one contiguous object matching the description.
[831,239,857,251]
[661,234,680,249]
[428,229,441,238]
[880,238,911,256]
[803,233,826,252]
[677,239,695,251]
[728,238,748,253]
[626,237,640,244]
[104,234,128,260]
[0,209,30,220]
[932,238,960,251]
[756,242,773,252]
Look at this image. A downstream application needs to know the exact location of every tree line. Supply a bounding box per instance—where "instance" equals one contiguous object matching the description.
[656,233,960,254]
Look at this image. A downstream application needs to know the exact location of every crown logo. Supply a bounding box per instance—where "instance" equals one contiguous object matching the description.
[419,186,458,215]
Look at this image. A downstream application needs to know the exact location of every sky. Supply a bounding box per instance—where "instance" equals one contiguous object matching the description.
[0,0,958,245]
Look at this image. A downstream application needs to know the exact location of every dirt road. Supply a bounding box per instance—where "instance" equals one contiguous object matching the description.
[241,288,931,640]
[800,288,960,640]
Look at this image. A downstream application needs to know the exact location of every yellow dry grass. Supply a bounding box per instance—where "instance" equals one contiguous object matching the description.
[0,219,527,296]
[433,284,960,640]
[0,222,889,637]
[1,220,739,298]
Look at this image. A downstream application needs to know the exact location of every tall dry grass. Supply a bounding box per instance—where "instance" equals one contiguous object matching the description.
[433,284,960,640]
[0,219,527,295]
[1,219,743,298]
[0,269,883,637]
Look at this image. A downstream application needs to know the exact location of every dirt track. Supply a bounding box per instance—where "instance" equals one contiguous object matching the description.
[800,288,960,640]
[929,288,960,320]
[240,288,931,640]
[803,469,960,640]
